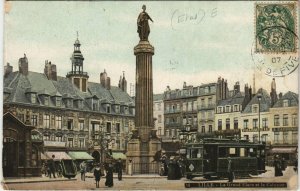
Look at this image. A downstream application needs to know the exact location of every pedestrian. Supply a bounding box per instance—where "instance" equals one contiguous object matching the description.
[105,162,114,187]
[274,155,283,177]
[94,164,101,188]
[227,157,234,183]
[116,158,123,180]
[48,155,56,178]
[281,157,286,171]
[80,161,87,181]
[294,156,298,172]
[128,159,133,176]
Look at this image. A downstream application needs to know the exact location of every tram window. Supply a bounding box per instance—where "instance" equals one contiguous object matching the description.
[219,147,227,157]
[197,149,202,158]
[191,149,198,158]
[229,148,236,155]
[240,148,245,157]
[187,149,191,159]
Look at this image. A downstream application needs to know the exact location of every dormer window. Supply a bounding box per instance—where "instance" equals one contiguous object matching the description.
[115,105,120,113]
[66,99,73,108]
[106,105,111,113]
[225,105,231,112]
[217,106,223,113]
[124,107,128,114]
[283,100,289,107]
[77,100,83,109]
[56,97,61,107]
[93,102,98,111]
[44,96,49,106]
[233,104,239,112]
[31,93,37,104]
[252,105,258,113]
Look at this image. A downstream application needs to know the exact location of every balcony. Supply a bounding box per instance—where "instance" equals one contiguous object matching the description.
[164,109,181,114]
[198,104,216,110]
[66,71,89,78]
[242,127,270,132]
[165,122,181,127]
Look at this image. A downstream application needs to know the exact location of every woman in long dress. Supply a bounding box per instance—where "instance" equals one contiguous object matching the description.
[105,163,114,187]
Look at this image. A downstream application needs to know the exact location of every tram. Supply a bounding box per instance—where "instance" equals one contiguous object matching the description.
[184,138,266,180]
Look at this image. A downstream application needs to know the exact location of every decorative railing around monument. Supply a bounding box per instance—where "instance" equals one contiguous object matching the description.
[132,162,159,174]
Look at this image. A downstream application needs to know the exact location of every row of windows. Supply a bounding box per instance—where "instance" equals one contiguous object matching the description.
[217,104,241,113]
[274,114,297,126]
[165,116,197,125]
[165,101,198,113]
[43,136,86,148]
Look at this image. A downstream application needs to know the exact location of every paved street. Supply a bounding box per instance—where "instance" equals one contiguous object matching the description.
[2,167,297,190]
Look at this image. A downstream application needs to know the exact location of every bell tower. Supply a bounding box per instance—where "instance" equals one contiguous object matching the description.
[66,32,89,92]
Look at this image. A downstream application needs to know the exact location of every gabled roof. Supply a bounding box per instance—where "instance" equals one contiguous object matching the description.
[273,91,298,107]
[243,88,271,113]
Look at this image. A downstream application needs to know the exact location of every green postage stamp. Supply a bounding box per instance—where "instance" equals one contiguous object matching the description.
[255,3,297,53]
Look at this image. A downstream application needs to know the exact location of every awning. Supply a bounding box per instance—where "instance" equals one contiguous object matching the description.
[68,152,94,160]
[45,151,72,160]
[269,147,297,154]
[41,153,49,160]
[111,152,127,160]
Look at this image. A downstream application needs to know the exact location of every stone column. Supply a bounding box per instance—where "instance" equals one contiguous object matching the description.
[134,40,154,142]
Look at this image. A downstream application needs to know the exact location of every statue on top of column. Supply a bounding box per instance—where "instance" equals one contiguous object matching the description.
[137,5,153,41]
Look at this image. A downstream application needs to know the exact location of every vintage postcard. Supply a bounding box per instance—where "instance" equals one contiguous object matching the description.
[2,1,299,190]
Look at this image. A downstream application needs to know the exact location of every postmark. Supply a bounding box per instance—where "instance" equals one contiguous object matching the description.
[252,2,299,77]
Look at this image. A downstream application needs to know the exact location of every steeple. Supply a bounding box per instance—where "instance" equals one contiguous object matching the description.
[66,32,89,92]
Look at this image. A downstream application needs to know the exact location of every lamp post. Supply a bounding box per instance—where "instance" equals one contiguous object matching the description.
[257,93,262,143]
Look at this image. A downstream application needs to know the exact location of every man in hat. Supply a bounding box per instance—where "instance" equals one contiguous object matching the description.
[227,157,234,182]
[274,155,283,176]
[116,158,123,181]
[93,163,101,188]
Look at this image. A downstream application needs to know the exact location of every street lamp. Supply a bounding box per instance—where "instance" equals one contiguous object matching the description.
[257,93,262,143]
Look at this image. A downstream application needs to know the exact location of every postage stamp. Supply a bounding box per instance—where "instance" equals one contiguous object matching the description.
[255,3,297,53]
[253,2,299,77]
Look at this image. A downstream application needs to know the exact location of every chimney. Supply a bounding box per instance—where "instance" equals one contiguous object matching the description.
[234,82,240,95]
[242,84,250,110]
[270,78,278,106]
[279,92,283,99]
[44,60,57,81]
[100,69,111,90]
[4,63,13,77]
[183,82,187,88]
[18,54,28,76]
[51,64,57,81]
[106,77,111,90]
[120,71,127,92]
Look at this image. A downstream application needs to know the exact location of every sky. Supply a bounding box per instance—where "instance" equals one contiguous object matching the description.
[4,1,299,95]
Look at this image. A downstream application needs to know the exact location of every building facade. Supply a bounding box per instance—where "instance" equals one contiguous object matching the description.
[268,91,298,164]
[197,83,217,137]
[153,94,164,137]
[3,38,135,163]
[163,83,199,141]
